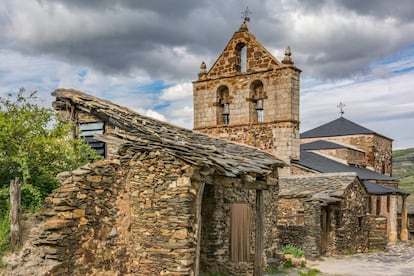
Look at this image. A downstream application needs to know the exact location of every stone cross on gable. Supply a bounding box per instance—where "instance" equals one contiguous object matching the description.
[241,7,252,24]
[337,102,346,117]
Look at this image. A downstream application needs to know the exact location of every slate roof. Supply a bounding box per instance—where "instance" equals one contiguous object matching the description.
[52,89,284,177]
[279,173,362,202]
[301,140,349,151]
[363,180,409,195]
[301,117,392,140]
[301,140,365,152]
[293,150,395,182]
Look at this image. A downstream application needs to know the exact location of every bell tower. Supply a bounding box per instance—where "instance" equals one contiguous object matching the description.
[192,21,301,173]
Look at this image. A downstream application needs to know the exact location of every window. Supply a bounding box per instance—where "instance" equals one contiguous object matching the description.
[79,122,105,157]
[235,43,247,73]
[296,211,304,225]
[230,203,251,262]
[358,216,363,229]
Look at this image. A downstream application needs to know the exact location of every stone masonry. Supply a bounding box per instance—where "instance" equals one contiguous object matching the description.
[193,23,301,167]
[278,173,369,258]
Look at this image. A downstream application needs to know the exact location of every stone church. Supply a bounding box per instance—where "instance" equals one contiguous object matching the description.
[192,21,410,256]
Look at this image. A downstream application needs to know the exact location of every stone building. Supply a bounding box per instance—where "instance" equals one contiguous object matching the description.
[193,22,301,174]
[277,173,369,258]
[11,89,285,276]
[296,120,410,244]
[300,116,393,175]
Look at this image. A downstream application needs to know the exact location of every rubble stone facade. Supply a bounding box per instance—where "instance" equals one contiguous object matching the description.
[277,174,369,258]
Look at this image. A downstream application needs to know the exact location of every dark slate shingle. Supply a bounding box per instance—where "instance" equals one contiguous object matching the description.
[363,180,410,195]
[301,140,350,151]
[300,117,391,139]
[293,150,395,181]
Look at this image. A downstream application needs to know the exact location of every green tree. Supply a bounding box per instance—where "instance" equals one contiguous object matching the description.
[0,88,99,254]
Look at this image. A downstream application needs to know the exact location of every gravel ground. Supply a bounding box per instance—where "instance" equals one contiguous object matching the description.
[307,241,414,276]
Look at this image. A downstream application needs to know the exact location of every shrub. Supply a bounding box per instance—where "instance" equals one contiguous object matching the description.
[282,245,304,258]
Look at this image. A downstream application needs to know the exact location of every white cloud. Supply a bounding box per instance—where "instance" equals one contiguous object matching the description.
[145,109,167,122]
[160,82,192,101]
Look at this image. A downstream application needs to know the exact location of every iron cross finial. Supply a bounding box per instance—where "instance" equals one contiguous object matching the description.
[241,6,252,24]
[337,102,346,117]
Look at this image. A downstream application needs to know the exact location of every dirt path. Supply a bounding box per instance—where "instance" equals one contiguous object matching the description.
[307,241,414,276]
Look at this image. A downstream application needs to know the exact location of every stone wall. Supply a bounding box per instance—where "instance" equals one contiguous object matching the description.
[316,148,366,167]
[127,150,199,275]
[276,178,369,258]
[13,148,204,275]
[368,216,388,250]
[301,134,392,176]
[199,177,279,275]
[195,121,299,165]
[35,159,130,275]
[303,201,321,259]
[333,179,369,254]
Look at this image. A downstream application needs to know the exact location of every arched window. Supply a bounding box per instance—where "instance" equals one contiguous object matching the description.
[249,80,264,123]
[235,43,247,73]
[217,85,230,125]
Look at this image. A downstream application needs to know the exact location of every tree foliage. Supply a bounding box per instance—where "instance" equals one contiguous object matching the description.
[0,88,100,215]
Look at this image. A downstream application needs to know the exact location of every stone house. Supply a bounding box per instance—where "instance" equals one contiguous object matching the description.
[296,120,410,244]
[277,173,369,258]
[12,89,285,276]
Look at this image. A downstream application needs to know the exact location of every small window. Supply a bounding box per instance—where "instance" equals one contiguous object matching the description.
[230,203,251,262]
[79,122,105,157]
[235,43,247,73]
[296,211,304,225]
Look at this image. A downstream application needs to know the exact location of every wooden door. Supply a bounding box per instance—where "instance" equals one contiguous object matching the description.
[320,207,328,254]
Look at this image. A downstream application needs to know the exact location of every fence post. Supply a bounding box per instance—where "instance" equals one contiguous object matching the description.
[9,177,21,251]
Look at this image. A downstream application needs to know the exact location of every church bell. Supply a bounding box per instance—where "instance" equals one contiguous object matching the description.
[255,99,263,110]
[222,103,230,115]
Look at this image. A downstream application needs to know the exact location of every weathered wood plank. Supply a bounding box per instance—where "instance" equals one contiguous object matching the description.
[9,177,21,252]
[254,189,264,276]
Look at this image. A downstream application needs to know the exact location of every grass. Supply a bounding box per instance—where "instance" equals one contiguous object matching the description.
[0,214,10,267]
[392,148,414,204]
[299,268,321,276]
[282,245,304,258]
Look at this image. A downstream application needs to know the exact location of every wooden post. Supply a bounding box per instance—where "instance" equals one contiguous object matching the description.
[9,177,21,251]
[254,189,264,276]
[401,195,409,241]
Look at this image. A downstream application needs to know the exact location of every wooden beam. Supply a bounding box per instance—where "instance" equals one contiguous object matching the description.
[254,189,264,276]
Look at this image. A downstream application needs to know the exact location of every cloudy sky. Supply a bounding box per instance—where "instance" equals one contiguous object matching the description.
[1,0,413,149]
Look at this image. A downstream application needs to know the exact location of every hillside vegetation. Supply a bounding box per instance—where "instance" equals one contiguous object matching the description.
[393,148,414,204]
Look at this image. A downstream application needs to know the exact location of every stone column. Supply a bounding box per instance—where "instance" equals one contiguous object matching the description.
[370,195,377,215]
[389,194,398,244]
[303,201,321,259]
[400,195,409,241]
